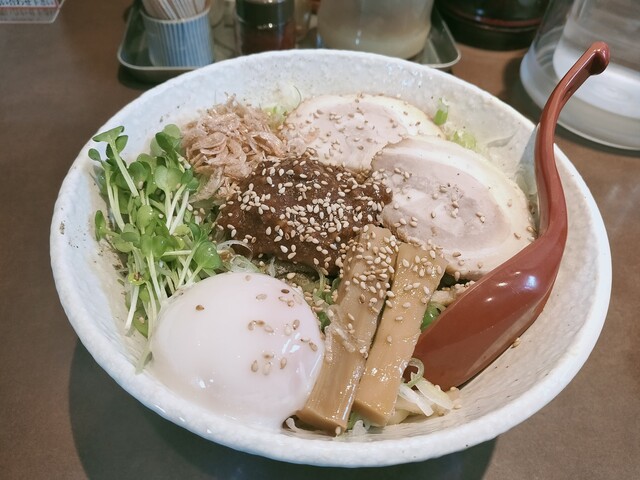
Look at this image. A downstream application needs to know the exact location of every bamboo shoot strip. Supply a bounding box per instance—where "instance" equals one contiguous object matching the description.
[296,225,398,435]
[353,243,447,426]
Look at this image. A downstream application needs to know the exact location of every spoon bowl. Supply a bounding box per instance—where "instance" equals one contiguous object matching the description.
[413,42,610,390]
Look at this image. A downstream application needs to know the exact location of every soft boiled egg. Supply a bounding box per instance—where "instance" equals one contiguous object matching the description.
[150,272,325,430]
[373,135,536,280]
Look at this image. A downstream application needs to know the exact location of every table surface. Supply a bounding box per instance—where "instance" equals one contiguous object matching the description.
[1,2,638,479]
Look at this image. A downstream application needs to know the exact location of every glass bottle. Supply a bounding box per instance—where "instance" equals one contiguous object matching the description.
[235,0,296,55]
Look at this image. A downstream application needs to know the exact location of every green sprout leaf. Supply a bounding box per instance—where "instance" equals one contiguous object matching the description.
[163,124,182,139]
[88,148,102,162]
[128,161,149,189]
[92,126,124,144]
[121,224,140,245]
[140,234,153,257]
[115,134,128,153]
[156,129,180,148]
[136,204,155,231]
[194,241,222,270]
[152,236,169,258]
[95,210,108,241]
[113,236,134,253]
[173,224,191,236]
[132,312,149,337]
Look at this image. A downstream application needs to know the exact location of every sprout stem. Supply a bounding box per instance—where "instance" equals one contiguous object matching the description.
[125,284,140,331]
[109,140,139,198]
[105,178,125,231]
[170,190,190,234]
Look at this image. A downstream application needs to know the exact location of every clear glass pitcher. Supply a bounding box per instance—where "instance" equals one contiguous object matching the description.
[520,0,640,149]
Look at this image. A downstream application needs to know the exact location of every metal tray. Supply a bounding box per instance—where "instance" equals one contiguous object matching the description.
[118,2,461,83]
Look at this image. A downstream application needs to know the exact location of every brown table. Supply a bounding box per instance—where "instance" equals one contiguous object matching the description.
[1,2,638,478]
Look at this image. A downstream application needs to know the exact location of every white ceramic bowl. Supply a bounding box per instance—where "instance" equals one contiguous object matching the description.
[50,50,611,467]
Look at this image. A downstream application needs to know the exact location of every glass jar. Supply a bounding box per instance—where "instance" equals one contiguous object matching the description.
[317,0,434,59]
[235,0,296,55]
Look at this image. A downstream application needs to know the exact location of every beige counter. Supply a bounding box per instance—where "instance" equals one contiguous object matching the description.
[1,1,638,478]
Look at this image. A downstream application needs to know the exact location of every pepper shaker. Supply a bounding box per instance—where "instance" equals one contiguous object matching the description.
[235,0,296,55]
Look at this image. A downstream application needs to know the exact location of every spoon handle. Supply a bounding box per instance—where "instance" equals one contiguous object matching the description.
[411,42,610,390]
[536,41,610,235]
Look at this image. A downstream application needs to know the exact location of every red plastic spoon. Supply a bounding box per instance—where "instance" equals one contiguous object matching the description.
[412,42,610,390]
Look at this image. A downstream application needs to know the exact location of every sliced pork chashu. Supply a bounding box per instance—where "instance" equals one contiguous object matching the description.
[283,94,443,172]
[373,135,536,280]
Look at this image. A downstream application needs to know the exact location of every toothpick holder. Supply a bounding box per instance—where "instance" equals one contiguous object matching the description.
[141,7,214,67]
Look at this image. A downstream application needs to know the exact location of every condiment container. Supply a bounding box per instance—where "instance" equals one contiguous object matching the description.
[235,0,296,55]
[141,6,214,67]
[294,0,312,40]
[317,0,434,59]
[436,0,550,50]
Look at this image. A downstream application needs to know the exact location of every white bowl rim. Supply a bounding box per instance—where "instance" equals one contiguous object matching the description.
[50,49,612,467]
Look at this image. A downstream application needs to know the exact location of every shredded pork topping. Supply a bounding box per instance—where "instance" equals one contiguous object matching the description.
[218,158,392,276]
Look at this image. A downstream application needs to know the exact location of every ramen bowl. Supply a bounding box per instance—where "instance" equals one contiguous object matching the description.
[50,49,611,467]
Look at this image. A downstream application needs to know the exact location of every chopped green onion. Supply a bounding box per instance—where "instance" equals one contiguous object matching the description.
[452,130,477,150]
[421,302,445,331]
[404,358,425,388]
[433,98,449,126]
